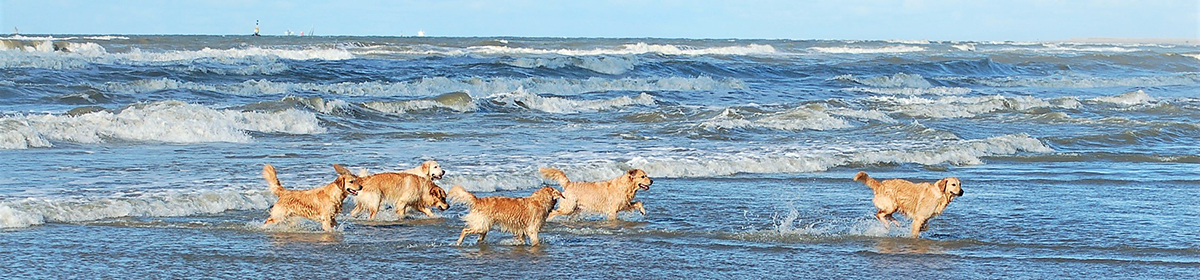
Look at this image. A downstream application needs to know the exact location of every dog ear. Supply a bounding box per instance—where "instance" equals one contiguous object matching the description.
[430,187,446,197]
[626,169,640,177]
[333,164,353,176]
[936,178,948,193]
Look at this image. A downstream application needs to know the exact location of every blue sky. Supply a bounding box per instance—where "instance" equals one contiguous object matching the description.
[2,0,1196,41]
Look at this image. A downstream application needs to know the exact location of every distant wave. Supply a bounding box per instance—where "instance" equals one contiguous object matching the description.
[0,188,273,229]
[832,73,932,88]
[499,55,638,75]
[487,90,655,113]
[951,73,1200,88]
[88,76,744,97]
[698,106,853,131]
[0,100,324,149]
[0,41,352,70]
[810,45,925,54]
[382,42,778,57]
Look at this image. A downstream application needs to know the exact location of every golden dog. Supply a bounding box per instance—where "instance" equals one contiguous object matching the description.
[402,160,446,180]
[262,164,363,232]
[540,168,653,220]
[349,172,448,220]
[449,186,563,246]
[853,171,963,238]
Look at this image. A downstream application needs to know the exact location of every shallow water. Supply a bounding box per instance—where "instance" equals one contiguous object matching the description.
[1,35,1198,278]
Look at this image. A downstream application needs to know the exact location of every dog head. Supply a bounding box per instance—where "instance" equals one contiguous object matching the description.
[420,160,446,180]
[624,169,653,191]
[332,164,363,196]
[937,177,963,199]
[533,186,564,210]
[425,185,450,211]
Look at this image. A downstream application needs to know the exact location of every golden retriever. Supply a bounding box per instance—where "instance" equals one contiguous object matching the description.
[349,171,449,220]
[540,168,653,221]
[262,164,363,232]
[449,186,563,246]
[402,160,446,180]
[853,171,963,238]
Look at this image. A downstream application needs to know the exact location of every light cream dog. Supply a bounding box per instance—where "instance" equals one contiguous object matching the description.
[449,186,563,246]
[540,168,653,221]
[853,171,963,238]
[349,172,449,220]
[402,160,446,180]
[262,164,363,232]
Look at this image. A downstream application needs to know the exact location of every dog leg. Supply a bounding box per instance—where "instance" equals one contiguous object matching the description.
[513,233,526,245]
[606,212,619,221]
[322,218,338,232]
[632,201,645,215]
[396,206,410,220]
[418,206,436,217]
[910,217,927,238]
[477,231,488,243]
[875,210,892,229]
[456,228,471,246]
[528,232,540,246]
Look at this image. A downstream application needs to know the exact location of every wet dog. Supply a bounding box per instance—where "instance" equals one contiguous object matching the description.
[853,171,963,238]
[449,186,563,246]
[402,160,446,180]
[349,172,449,220]
[262,164,363,232]
[540,168,653,220]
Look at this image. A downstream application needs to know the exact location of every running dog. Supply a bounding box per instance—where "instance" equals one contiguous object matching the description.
[402,160,446,180]
[349,171,449,220]
[540,168,653,220]
[853,171,963,238]
[449,186,563,246]
[262,164,363,232]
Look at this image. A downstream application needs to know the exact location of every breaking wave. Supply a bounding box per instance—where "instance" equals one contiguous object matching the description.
[811,45,925,54]
[833,73,933,88]
[396,42,778,56]
[0,188,273,229]
[954,73,1200,88]
[499,55,638,75]
[0,101,325,149]
[90,76,743,97]
[487,90,655,113]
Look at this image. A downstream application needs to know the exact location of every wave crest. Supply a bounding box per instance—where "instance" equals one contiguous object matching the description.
[0,101,325,149]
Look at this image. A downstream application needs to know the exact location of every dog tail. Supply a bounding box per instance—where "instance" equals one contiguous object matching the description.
[447,185,476,207]
[854,171,883,191]
[539,167,571,187]
[263,164,287,196]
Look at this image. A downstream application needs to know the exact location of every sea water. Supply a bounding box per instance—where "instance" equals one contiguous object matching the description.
[1,35,1198,278]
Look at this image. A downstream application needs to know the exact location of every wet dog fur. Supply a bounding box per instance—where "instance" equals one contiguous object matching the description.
[853,171,963,238]
[540,168,653,221]
[262,164,363,232]
[402,160,446,180]
[449,186,563,246]
[349,171,449,220]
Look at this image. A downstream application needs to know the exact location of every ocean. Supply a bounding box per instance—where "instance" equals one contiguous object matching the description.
[1,35,1198,278]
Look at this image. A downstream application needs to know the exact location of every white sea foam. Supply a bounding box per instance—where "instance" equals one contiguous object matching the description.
[698,106,853,131]
[869,95,1061,118]
[500,55,638,75]
[1183,53,1200,61]
[487,90,655,113]
[832,73,932,88]
[1089,90,1155,106]
[810,45,925,54]
[0,42,352,70]
[399,43,778,57]
[0,101,325,149]
[962,73,1200,88]
[847,86,972,95]
[0,189,274,228]
[952,43,977,52]
[622,134,1051,178]
[92,76,744,97]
